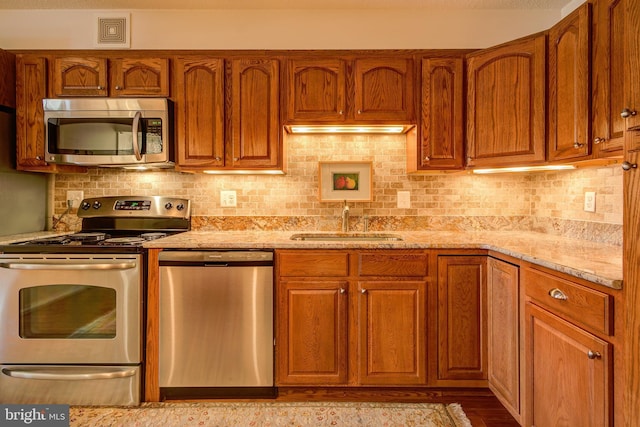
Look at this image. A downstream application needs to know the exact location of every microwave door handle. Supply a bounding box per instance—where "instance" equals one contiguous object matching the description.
[132,111,143,161]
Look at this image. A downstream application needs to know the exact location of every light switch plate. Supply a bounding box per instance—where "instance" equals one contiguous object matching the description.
[397,191,411,209]
[584,191,596,212]
[220,190,237,207]
[66,191,84,208]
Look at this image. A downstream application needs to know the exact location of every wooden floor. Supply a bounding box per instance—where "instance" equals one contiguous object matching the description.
[274,387,521,426]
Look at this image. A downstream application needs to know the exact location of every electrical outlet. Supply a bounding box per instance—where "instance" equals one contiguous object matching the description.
[584,191,596,212]
[66,191,84,208]
[220,190,237,207]
[397,191,411,209]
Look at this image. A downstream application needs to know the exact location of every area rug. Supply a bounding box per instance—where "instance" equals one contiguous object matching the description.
[70,401,473,426]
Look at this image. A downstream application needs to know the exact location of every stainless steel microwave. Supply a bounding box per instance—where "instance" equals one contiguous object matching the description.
[43,98,173,168]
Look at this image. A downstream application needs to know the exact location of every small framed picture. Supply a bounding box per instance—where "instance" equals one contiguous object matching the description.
[319,161,373,202]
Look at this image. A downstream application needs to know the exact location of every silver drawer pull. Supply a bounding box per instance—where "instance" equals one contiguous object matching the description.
[548,288,568,301]
[587,350,602,360]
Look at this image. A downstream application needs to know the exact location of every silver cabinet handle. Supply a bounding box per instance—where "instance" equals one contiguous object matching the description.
[622,161,638,171]
[593,137,606,144]
[131,111,143,161]
[587,350,602,360]
[573,142,584,149]
[2,367,137,381]
[340,288,346,294]
[548,288,568,301]
[115,85,121,90]
[621,108,637,118]
[361,289,367,294]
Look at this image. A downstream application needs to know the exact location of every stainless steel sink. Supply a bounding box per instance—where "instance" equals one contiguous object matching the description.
[289,233,403,241]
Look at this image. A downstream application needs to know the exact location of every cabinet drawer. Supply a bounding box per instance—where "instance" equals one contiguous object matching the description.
[358,252,429,277]
[523,268,612,335]
[278,251,349,277]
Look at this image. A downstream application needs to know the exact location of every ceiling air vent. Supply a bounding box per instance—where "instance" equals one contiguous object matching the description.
[94,13,130,48]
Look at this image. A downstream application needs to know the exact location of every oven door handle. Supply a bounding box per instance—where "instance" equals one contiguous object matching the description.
[2,367,137,381]
[0,262,137,270]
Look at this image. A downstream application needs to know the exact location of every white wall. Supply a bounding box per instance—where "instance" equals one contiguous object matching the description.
[0,8,568,50]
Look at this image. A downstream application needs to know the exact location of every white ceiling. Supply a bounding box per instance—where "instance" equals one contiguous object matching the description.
[0,0,574,9]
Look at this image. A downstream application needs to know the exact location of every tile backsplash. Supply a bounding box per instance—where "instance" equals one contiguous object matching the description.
[53,134,623,245]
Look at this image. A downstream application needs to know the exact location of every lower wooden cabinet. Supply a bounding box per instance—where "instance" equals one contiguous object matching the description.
[357,280,427,385]
[523,266,615,427]
[277,279,349,385]
[275,249,429,386]
[487,257,521,423]
[434,254,487,386]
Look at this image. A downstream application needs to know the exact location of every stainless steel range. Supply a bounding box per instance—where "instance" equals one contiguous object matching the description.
[0,196,191,406]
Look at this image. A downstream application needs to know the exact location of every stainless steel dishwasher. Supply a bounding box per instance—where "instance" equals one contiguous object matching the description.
[158,250,274,399]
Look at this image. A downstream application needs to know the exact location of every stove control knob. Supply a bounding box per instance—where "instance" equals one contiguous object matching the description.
[176,203,185,211]
[165,202,173,210]
[92,201,102,209]
[81,201,91,210]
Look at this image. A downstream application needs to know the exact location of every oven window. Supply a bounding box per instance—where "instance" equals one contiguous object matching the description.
[19,285,117,339]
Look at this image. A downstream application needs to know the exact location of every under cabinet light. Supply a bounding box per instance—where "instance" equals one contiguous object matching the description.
[472,165,577,174]
[285,125,412,134]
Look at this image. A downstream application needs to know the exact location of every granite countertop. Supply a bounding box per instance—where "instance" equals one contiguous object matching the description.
[143,230,623,290]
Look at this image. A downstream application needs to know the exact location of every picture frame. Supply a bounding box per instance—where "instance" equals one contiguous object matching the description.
[319,161,373,202]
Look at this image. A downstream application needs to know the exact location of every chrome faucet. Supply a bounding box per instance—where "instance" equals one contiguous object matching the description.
[341,201,350,232]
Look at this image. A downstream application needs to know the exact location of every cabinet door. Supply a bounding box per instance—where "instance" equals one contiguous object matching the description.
[525,303,611,427]
[286,58,346,122]
[0,49,15,108]
[358,281,427,385]
[111,58,169,97]
[436,256,487,383]
[487,258,520,421]
[548,3,592,161]
[276,280,348,385]
[230,58,281,169]
[466,34,546,167]
[623,0,640,131]
[418,56,464,170]
[354,58,415,122]
[52,57,108,97]
[16,55,50,171]
[592,0,625,158]
[174,57,225,169]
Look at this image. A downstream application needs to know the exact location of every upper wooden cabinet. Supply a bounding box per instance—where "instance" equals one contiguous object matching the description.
[174,57,281,172]
[0,49,16,108]
[110,58,170,97]
[592,0,626,158]
[623,0,640,132]
[16,55,49,170]
[413,56,465,171]
[229,58,281,170]
[353,58,415,122]
[15,55,85,173]
[466,34,547,168]
[285,56,415,124]
[548,3,592,162]
[173,56,225,169]
[285,59,347,122]
[52,56,169,97]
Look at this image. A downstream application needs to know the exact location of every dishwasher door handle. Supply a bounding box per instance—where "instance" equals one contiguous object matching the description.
[204,263,229,267]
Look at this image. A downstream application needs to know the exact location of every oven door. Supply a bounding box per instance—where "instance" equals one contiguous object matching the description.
[0,254,142,364]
